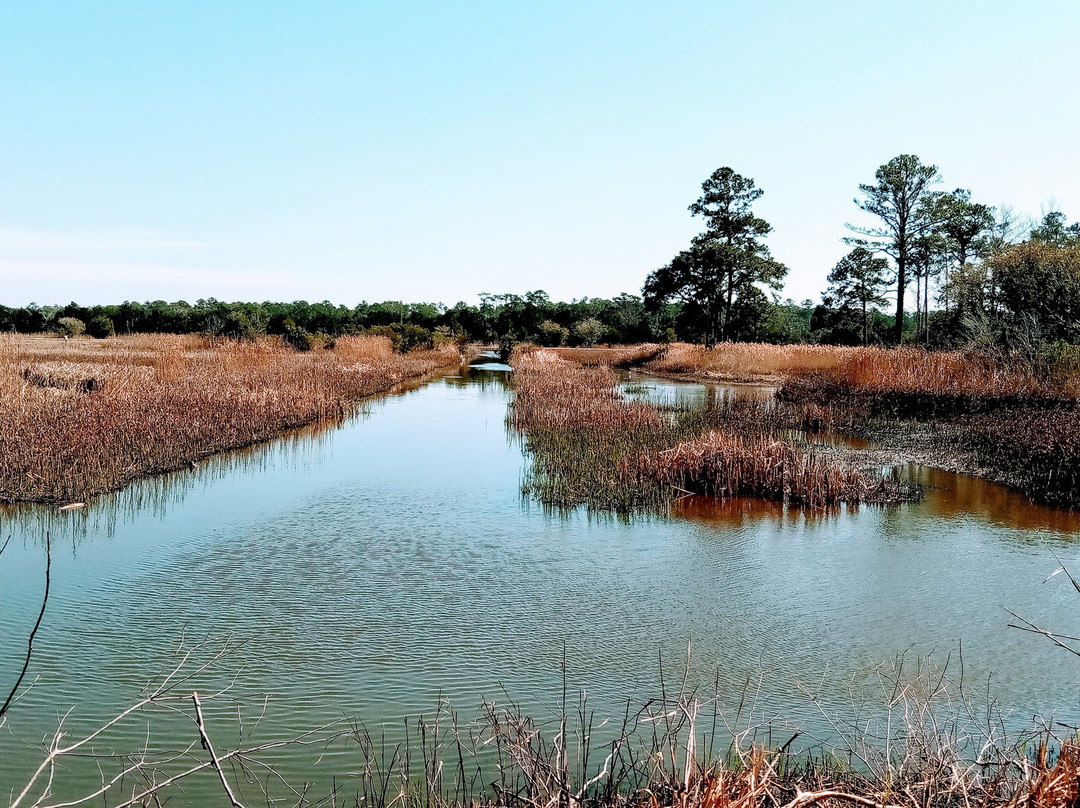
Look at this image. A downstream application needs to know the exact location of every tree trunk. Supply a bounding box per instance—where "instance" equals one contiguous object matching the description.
[923,273,930,345]
[894,252,906,344]
[723,268,734,342]
[915,272,922,343]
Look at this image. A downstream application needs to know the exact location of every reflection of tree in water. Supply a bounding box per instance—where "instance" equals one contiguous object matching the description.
[443,364,512,392]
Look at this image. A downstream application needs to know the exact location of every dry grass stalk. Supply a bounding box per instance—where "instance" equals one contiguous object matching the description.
[0,334,460,504]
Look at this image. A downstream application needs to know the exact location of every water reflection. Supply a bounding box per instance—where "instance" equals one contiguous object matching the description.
[899,463,1080,536]
[0,368,452,543]
[619,370,774,407]
[672,495,851,528]
[443,363,512,389]
[623,374,1080,537]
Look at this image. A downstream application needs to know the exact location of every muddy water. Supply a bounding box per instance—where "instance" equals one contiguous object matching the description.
[2,364,1079,803]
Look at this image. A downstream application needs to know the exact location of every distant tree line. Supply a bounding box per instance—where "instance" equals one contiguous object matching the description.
[0,293,832,350]
[4,156,1078,354]
[0,295,670,350]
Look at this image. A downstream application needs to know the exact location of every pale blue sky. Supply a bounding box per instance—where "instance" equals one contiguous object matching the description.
[1,1,1077,307]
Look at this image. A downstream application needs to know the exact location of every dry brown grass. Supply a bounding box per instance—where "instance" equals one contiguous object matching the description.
[552,344,663,367]
[633,739,1080,808]
[647,343,853,383]
[620,431,876,506]
[0,334,460,504]
[645,343,1080,403]
[781,347,1079,407]
[510,348,888,510]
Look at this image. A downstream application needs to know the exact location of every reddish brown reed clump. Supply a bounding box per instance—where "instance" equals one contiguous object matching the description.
[620,431,875,506]
[633,740,1080,808]
[0,334,460,504]
[510,348,885,510]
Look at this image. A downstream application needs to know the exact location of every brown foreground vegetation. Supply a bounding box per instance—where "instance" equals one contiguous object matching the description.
[0,334,460,504]
[510,348,893,510]
[10,637,1078,808]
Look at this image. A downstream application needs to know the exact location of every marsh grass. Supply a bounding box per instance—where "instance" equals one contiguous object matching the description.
[0,334,461,504]
[553,345,664,368]
[777,348,1079,417]
[306,652,1080,808]
[628,342,1080,507]
[646,343,853,383]
[509,349,893,512]
[767,347,1080,506]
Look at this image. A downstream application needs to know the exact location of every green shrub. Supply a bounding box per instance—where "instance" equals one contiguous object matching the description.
[1040,340,1080,374]
[537,320,569,347]
[363,324,433,352]
[56,317,86,337]
[282,323,333,351]
[572,318,604,347]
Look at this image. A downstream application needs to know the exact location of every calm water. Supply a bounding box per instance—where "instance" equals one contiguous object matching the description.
[3,362,1080,803]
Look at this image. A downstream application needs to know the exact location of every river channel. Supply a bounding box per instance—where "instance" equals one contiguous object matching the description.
[2,359,1079,803]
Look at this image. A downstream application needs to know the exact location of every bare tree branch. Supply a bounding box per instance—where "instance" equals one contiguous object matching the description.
[1,533,50,718]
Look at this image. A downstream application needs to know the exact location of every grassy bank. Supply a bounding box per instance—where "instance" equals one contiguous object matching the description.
[509,348,896,511]
[551,344,664,367]
[0,334,461,504]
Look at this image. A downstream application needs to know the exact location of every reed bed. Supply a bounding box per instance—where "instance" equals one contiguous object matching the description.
[520,341,1080,506]
[959,407,1080,505]
[620,431,877,505]
[553,344,664,367]
[768,347,1080,505]
[779,348,1080,416]
[646,343,854,383]
[509,348,891,511]
[645,343,1080,408]
[0,334,460,504]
